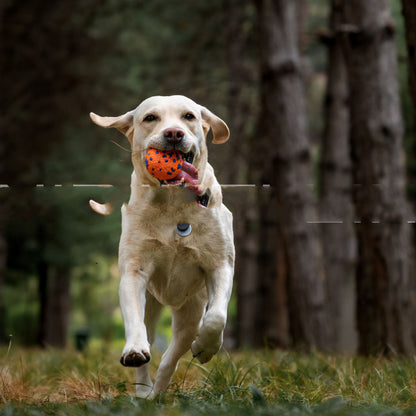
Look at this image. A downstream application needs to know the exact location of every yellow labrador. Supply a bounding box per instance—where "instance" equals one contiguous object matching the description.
[89,95,235,398]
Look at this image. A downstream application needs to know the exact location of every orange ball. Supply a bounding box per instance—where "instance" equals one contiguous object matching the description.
[144,148,183,180]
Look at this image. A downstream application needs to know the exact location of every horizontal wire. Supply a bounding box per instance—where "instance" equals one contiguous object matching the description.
[0,183,269,188]
[1,184,414,224]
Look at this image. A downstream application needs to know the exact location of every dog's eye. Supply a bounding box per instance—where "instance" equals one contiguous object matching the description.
[183,113,195,121]
[143,114,157,122]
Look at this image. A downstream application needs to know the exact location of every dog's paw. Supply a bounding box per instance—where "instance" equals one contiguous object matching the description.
[191,313,225,363]
[136,383,154,399]
[120,345,151,367]
[191,338,221,364]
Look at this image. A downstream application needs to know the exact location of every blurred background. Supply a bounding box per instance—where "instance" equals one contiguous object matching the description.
[1,0,415,356]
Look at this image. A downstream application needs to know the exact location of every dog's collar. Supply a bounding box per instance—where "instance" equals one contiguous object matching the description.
[197,192,210,208]
[157,178,211,208]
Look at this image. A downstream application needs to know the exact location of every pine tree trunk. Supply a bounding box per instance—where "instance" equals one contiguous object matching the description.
[256,0,331,350]
[0,231,7,343]
[402,0,416,127]
[38,257,49,347]
[39,265,70,348]
[319,0,357,352]
[342,0,415,355]
[235,186,266,347]
[401,0,416,348]
[45,267,70,348]
[38,223,70,349]
[254,185,290,348]
[0,100,8,344]
[222,0,264,347]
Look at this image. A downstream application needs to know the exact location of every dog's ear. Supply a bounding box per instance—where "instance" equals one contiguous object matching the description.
[90,111,135,141]
[200,107,230,144]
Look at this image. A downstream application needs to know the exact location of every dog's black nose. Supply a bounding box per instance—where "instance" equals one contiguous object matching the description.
[164,128,184,143]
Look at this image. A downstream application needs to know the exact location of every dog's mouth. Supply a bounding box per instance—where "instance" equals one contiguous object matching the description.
[149,150,203,195]
[165,151,198,187]
[145,149,209,207]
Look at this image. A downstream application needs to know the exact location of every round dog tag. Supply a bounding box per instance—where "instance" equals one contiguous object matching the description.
[177,223,192,237]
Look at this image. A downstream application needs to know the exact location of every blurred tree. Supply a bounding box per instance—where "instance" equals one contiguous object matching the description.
[0,219,7,342]
[5,182,123,346]
[401,0,416,126]
[401,0,416,346]
[0,0,236,346]
[2,0,414,354]
[319,0,357,352]
[220,0,264,347]
[401,0,416,205]
[0,0,126,346]
[255,0,331,350]
[342,0,415,354]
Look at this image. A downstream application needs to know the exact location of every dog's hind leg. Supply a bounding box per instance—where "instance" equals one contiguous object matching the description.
[191,263,234,364]
[152,296,205,396]
[136,292,163,398]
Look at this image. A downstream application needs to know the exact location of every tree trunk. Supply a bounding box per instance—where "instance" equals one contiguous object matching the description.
[253,184,290,348]
[0,81,8,344]
[39,265,70,348]
[37,223,70,348]
[401,0,416,349]
[319,0,357,352]
[46,267,71,348]
[256,0,331,350]
[342,0,415,355]
[234,187,265,347]
[0,231,7,344]
[223,0,256,348]
[223,0,251,186]
[38,257,49,347]
[260,225,290,348]
[222,0,272,348]
[401,0,416,128]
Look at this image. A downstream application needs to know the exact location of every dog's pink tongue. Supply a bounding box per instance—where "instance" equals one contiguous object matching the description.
[175,160,198,185]
[167,161,203,195]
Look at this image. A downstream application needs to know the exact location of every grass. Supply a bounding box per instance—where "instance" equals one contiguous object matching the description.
[1,345,416,415]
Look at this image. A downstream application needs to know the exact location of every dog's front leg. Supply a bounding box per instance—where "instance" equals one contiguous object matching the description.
[191,262,234,363]
[119,266,151,367]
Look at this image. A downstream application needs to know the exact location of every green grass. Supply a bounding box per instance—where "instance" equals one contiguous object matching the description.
[1,347,416,415]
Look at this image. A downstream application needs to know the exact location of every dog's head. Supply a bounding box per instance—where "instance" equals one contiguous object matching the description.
[90,95,229,189]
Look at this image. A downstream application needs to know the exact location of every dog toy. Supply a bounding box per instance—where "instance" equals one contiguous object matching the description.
[145,148,183,180]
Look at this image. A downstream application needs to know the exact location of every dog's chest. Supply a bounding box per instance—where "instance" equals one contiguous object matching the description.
[141,222,225,307]
[122,197,233,307]
[146,246,207,307]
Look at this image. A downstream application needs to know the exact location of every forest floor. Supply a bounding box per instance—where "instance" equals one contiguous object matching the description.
[1,345,416,415]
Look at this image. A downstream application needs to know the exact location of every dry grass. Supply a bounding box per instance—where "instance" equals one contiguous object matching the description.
[0,346,203,404]
[1,346,416,415]
[0,347,129,403]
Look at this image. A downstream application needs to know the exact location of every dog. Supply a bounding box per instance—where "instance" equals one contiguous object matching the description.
[89,95,235,398]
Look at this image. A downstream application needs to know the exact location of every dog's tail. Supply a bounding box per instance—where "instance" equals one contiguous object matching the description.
[89,199,114,216]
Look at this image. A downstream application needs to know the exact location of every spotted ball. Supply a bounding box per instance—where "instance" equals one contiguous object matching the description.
[144,148,183,180]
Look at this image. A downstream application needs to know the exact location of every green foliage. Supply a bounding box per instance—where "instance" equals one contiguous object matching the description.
[2,0,238,346]
[2,0,416,355]
[1,349,416,415]
[70,255,122,344]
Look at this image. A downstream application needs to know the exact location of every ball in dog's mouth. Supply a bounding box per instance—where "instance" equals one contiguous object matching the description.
[145,149,201,194]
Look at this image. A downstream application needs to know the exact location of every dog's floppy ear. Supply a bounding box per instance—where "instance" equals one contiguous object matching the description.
[90,111,135,141]
[200,107,230,144]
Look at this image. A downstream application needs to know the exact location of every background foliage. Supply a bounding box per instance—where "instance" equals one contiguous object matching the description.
[0,0,415,350]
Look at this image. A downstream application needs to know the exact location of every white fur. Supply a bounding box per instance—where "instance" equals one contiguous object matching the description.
[90,96,234,398]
